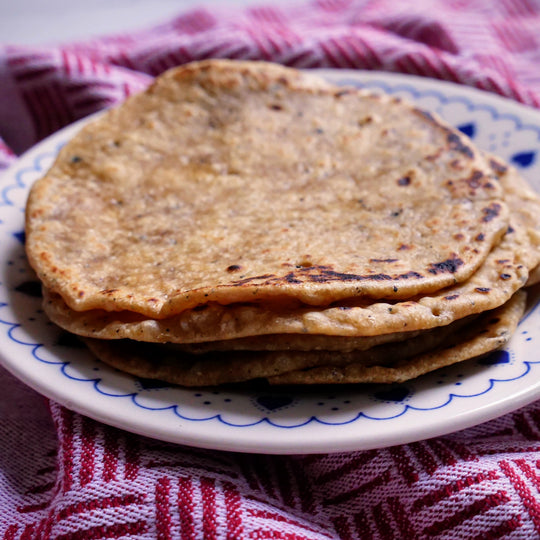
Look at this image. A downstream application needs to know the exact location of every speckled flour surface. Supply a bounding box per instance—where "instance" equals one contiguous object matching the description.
[27,60,508,318]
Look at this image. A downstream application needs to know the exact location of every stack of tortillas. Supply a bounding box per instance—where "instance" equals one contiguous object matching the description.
[25,60,540,387]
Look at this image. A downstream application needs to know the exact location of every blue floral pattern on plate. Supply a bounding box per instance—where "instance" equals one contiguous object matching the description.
[1,71,539,454]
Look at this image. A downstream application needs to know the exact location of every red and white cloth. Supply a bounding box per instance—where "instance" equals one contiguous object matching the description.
[2,1,540,538]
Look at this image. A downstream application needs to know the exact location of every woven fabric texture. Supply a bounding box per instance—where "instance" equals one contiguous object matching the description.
[2,1,540,538]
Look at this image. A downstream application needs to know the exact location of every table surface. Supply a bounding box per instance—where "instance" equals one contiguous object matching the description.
[1,0,283,45]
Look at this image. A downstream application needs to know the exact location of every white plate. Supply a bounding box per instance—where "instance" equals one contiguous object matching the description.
[1,70,540,455]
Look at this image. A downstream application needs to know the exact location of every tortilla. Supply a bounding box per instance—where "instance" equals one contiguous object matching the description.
[83,291,525,387]
[527,264,540,287]
[41,217,531,342]
[268,290,526,385]
[26,59,508,319]
[162,329,427,353]
[488,155,540,270]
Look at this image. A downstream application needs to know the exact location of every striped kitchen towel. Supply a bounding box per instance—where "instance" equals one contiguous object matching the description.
[2,1,540,538]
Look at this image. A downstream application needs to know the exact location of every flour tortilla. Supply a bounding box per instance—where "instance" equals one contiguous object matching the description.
[83,291,525,387]
[268,290,526,385]
[163,329,427,353]
[488,155,540,268]
[527,264,540,287]
[26,59,508,319]
[41,217,532,342]
[83,321,459,387]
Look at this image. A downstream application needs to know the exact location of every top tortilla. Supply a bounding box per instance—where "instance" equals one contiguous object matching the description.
[26,59,508,318]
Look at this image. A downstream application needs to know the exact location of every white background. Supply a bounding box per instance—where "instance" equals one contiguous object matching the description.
[1,0,287,45]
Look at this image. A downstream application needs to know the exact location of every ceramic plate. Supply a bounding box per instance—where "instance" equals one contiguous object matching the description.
[1,70,540,455]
